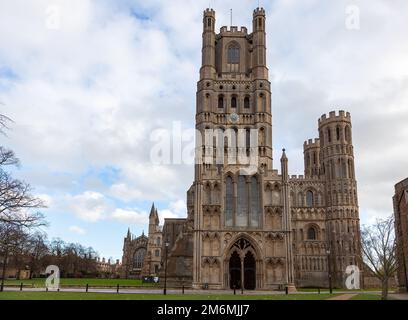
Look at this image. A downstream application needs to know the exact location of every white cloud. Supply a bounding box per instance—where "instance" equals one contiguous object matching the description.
[157,199,187,222]
[169,199,187,216]
[36,193,53,207]
[158,209,180,221]
[66,191,109,222]
[111,208,148,225]
[68,225,86,235]
[109,183,143,202]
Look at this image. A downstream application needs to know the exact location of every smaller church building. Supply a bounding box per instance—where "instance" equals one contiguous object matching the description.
[121,204,164,279]
[121,203,189,281]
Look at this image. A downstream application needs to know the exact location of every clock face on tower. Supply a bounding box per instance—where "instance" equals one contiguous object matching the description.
[229,113,239,124]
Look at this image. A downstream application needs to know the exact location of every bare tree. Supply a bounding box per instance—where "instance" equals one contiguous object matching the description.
[0,223,27,290]
[0,115,46,227]
[26,232,49,278]
[0,147,19,167]
[0,113,46,290]
[0,170,46,227]
[361,215,397,300]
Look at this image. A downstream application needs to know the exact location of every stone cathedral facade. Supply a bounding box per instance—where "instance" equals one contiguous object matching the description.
[124,7,362,290]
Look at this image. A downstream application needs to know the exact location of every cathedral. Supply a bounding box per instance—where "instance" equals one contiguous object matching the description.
[122,7,362,290]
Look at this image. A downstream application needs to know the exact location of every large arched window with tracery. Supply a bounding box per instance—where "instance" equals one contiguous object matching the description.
[236,176,248,227]
[306,190,314,207]
[227,42,240,72]
[225,176,234,227]
[250,176,260,227]
[224,175,261,228]
[133,248,146,269]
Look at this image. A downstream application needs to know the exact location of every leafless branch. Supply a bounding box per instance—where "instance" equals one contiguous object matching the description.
[0,113,13,136]
[361,215,397,299]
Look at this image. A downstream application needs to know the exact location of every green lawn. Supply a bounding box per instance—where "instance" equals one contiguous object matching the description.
[350,293,381,300]
[0,292,338,300]
[3,278,158,288]
[297,288,387,293]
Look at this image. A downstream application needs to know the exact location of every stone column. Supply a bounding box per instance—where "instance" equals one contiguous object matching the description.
[281,149,297,292]
[240,255,245,290]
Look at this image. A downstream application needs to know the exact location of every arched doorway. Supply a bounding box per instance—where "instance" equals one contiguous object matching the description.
[244,251,256,290]
[227,238,257,290]
[229,251,241,289]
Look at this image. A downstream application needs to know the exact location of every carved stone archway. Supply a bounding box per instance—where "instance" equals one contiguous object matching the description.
[226,238,259,290]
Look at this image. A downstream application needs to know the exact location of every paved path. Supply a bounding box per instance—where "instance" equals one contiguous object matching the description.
[2,287,286,295]
[327,293,356,300]
[1,286,384,299]
[389,293,408,300]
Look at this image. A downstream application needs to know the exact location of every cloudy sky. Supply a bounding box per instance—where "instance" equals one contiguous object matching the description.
[0,0,407,260]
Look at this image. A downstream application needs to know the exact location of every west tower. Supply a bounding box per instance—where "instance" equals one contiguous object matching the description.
[196,8,272,172]
[192,7,287,291]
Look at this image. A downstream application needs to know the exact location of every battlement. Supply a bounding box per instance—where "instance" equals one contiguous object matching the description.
[318,110,351,126]
[303,138,320,149]
[204,8,215,16]
[290,175,305,180]
[289,174,322,182]
[253,7,266,16]
[219,26,248,35]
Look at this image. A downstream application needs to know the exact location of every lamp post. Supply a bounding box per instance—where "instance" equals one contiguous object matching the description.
[326,249,333,294]
[163,239,169,295]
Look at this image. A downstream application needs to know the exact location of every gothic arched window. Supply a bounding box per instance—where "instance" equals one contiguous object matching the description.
[306,190,314,207]
[218,95,224,109]
[244,96,250,109]
[307,227,317,240]
[227,43,240,64]
[227,42,240,73]
[237,176,248,226]
[225,176,233,226]
[133,248,146,269]
[231,96,237,108]
[345,126,351,143]
[224,175,261,228]
[250,176,260,227]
